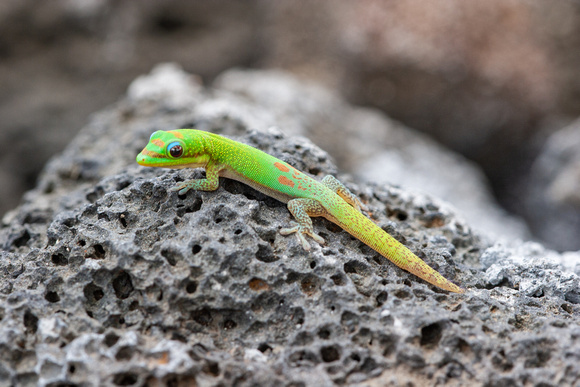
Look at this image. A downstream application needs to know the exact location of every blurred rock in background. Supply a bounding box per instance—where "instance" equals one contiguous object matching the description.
[1,0,580,250]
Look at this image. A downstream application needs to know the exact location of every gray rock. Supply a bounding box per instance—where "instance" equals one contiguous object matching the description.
[0,65,578,386]
[525,119,580,250]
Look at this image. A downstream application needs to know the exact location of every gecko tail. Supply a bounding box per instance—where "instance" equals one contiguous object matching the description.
[381,240,465,293]
[336,207,465,293]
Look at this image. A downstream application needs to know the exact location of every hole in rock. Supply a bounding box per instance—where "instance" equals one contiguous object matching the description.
[223,319,237,330]
[394,289,411,300]
[330,274,346,286]
[191,244,202,255]
[45,291,60,303]
[84,283,104,303]
[256,244,277,263]
[113,372,138,386]
[161,249,180,266]
[112,271,134,299]
[92,244,106,259]
[104,333,120,347]
[203,360,220,376]
[376,291,388,307]
[51,253,68,266]
[344,260,371,276]
[115,346,134,361]
[192,308,212,326]
[317,327,331,340]
[561,304,573,314]
[420,322,445,347]
[119,214,127,228]
[320,345,340,363]
[185,280,197,294]
[24,310,39,334]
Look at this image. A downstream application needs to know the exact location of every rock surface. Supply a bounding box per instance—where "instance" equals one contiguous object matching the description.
[524,119,580,251]
[5,0,580,255]
[0,66,578,386]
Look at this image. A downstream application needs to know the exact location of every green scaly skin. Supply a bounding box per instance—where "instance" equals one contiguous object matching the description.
[137,129,465,293]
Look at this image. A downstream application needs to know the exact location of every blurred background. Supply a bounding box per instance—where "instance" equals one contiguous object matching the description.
[1,0,580,251]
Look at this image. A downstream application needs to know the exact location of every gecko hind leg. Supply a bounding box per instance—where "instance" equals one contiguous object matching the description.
[280,198,326,250]
[321,175,368,212]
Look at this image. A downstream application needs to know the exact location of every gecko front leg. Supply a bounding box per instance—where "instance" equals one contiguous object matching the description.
[169,162,222,195]
[280,198,326,250]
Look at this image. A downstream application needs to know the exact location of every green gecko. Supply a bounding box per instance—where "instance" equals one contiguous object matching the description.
[136,129,464,293]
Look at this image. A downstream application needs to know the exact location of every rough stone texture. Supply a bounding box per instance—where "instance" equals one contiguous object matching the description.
[0,66,579,387]
[524,119,580,251]
[5,0,580,255]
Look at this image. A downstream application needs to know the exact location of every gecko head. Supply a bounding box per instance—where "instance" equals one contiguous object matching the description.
[136,129,209,169]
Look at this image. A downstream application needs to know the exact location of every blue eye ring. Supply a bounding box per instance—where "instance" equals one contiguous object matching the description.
[167,141,184,159]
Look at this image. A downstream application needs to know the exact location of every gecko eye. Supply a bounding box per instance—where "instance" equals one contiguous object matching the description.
[167,142,183,158]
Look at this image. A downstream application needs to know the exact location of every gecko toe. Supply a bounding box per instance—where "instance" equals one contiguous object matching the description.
[168,183,191,195]
[297,234,312,251]
[279,223,299,236]
[311,233,325,245]
[280,224,319,251]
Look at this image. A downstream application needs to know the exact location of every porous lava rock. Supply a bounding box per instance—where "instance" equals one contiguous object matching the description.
[0,65,578,386]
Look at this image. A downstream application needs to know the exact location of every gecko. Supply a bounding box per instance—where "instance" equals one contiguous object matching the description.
[136,129,464,293]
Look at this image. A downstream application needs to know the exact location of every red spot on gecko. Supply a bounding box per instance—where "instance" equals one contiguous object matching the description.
[168,130,184,139]
[142,149,163,158]
[152,139,165,147]
[291,168,302,179]
[278,176,295,188]
[274,162,290,172]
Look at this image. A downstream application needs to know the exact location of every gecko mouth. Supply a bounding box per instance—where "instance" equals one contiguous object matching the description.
[136,149,165,166]
[136,154,152,166]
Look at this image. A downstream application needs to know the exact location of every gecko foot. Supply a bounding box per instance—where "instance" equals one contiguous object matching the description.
[280,222,325,251]
[169,181,193,195]
[321,175,369,212]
